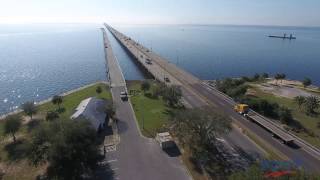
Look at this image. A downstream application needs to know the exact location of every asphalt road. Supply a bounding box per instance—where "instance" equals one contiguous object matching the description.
[102,28,191,180]
[106,25,320,173]
[190,83,320,172]
[109,87,191,180]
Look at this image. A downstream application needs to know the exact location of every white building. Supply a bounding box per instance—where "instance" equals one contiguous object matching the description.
[71,97,108,132]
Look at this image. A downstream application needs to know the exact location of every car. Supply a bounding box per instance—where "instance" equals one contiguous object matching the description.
[145,59,152,65]
[164,77,170,82]
[120,91,128,101]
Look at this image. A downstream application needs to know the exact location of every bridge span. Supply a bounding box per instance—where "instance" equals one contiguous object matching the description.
[105,24,320,172]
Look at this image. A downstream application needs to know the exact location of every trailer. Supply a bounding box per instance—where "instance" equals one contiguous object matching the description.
[247,113,294,144]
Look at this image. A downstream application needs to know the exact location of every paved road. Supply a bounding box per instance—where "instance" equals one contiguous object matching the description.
[102,28,191,180]
[105,25,320,173]
[191,83,320,171]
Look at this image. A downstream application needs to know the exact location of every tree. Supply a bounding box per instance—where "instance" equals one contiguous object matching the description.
[294,96,306,109]
[45,111,59,121]
[29,120,103,179]
[52,95,63,111]
[105,102,116,119]
[141,80,151,94]
[253,73,260,81]
[280,73,286,84]
[262,73,269,79]
[302,78,312,88]
[304,96,319,114]
[278,106,293,125]
[4,115,22,142]
[162,86,182,107]
[21,101,37,120]
[96,86,102,94]
[171,107,232,176]
[274,74,282,85]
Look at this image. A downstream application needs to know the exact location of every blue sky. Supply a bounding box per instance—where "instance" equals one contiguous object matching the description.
[0,0,319,26]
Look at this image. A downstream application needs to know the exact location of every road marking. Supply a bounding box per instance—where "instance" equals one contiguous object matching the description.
[112,168,119,171]
[107,159,118,163]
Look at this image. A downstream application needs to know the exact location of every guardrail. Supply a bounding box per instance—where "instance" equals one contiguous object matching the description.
[202,81,320,160]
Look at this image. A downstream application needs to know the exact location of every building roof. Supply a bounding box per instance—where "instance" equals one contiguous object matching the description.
[71,97,107,131]
[156,132,173,143]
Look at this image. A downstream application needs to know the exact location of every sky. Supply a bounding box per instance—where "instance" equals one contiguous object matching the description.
[0,0,319,26]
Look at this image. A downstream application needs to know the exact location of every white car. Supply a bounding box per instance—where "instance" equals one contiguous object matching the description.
[120,91,128,101]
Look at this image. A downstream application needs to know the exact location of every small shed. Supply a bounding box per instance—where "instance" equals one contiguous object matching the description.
[71,97,108,132]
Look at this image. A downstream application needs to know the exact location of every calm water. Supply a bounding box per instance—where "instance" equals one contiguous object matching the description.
[0,24,107,114]
[114,24,320,84]
[1,24,320,114]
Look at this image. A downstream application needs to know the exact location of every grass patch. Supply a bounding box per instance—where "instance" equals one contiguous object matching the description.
[38,83,111,120]
[128,81,173,137]
[249,85,320,148]
[0,82,111,179]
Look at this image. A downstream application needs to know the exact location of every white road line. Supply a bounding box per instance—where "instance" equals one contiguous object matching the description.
[107,159,118,163]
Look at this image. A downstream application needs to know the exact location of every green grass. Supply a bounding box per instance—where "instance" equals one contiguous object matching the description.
[249,85,320,148]
[0,82,111,179]
[38,83,111,120]
[128,81,172,137]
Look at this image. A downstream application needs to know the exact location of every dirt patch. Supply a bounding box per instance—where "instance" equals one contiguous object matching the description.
[254,83,318,99]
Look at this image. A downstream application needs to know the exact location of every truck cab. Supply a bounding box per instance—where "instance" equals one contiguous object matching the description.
[234,104,249,115]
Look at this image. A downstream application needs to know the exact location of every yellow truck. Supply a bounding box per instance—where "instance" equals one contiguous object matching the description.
[234,104,249,115]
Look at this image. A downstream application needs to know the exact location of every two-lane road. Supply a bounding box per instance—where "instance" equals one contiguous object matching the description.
[102,28,191,180]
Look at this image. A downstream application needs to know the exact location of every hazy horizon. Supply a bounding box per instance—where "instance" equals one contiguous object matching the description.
[0,0,319,27]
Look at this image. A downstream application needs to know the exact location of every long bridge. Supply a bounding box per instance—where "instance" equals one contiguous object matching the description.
[105,24,320,172]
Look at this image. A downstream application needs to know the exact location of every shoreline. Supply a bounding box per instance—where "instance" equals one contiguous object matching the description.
[0,81,109,120]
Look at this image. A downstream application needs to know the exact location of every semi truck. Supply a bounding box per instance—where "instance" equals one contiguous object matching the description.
[234,104,294,144]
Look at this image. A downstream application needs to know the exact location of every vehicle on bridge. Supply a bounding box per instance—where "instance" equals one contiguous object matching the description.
[234,104,249,115]
[146,58,152,65]
[120,91,128,101]
[234,104,294,144]
[164,77,170,83]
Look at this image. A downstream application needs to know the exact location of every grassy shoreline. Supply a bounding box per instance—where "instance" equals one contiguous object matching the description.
[0,81,109,120]
[0,82,111,179]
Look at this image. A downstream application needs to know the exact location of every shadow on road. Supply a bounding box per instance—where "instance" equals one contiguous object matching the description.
[163,144,181,157]
[287,141,301,149]
[117,120,128,134]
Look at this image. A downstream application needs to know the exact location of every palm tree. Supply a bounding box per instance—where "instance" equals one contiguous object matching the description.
[4,115,22,142]
[280,73,286,84]
[21,101,37,120]
[52,95,63,111]
[302,78,312,88]
[274,74,281,85]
